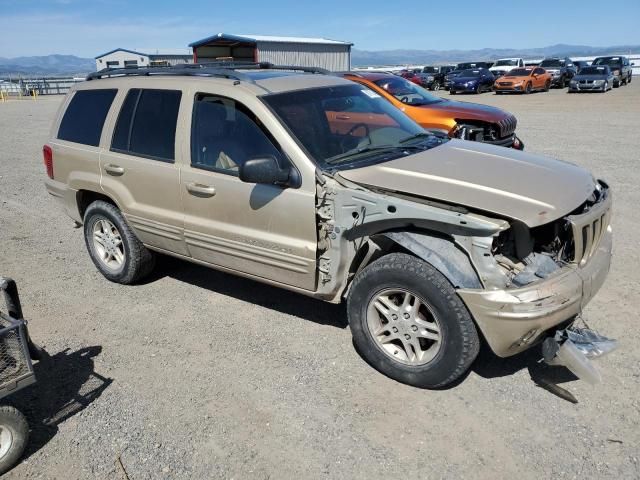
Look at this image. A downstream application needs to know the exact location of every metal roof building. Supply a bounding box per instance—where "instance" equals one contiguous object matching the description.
[189,33,353,71]
[94,48,193,71]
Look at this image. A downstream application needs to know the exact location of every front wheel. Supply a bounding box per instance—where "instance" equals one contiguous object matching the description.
[431,81,440,91]
[83,200,155,284]
[0,406,29,475]
[347,253,480,389]
[602,81,609,92]
[525,82,532,94]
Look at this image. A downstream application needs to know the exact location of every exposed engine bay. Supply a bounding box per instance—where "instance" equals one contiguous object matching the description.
[491,181,610,288]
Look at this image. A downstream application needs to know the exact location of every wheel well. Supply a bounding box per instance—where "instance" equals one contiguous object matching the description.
[347,231,482,291]
[76,190,116,220]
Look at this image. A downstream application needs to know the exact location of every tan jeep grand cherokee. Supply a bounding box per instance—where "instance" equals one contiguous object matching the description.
[44,63,614,388]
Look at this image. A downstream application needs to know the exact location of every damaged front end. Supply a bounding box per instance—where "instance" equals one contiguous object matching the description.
[452,116,524,150]
[457,180,614,359]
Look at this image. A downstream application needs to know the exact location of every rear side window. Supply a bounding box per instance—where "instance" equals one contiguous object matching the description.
[58,89,117,146]
[111,88,182,162]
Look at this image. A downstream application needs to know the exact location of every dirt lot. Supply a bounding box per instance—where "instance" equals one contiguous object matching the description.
[1,82,639,479]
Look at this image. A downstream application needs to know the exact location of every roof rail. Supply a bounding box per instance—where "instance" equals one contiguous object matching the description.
[86,61,329,81]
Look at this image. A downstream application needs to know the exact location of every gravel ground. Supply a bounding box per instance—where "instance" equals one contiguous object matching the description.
[0,82,639,479]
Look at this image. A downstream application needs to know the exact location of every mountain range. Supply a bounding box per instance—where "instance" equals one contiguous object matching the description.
[0,55,94,76]
[0,44,638,75]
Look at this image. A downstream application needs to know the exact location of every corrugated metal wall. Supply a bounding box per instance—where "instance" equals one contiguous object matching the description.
[256,42,350,71]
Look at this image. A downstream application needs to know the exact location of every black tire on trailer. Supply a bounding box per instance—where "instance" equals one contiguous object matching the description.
[0,406,29,475]
[347,253,480,389]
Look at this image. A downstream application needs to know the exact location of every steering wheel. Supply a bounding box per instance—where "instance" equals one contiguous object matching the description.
[340,123,371,151]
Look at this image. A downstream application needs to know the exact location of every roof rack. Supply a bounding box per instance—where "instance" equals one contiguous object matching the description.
[86,61,330,81]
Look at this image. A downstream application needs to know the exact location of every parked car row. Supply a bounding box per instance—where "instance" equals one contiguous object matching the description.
[407,55,634,94]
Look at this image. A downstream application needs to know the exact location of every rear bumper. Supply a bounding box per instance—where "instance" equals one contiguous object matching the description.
[458,225,612,357]
[45,179,80,222]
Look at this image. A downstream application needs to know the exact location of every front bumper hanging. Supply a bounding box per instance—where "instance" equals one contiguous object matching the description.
[542,325,618,384]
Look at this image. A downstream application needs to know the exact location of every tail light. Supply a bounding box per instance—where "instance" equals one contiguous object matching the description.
[43,145,53,179]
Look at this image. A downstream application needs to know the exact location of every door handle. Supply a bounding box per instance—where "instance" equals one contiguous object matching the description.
[336,115,351,120]
[104,164,125,176]
[186,182,216,198]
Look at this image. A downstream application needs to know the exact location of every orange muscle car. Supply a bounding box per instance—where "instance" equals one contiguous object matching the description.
[493,67,552,94]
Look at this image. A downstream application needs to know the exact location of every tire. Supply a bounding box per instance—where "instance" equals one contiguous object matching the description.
[628,74,632,84]
[0,406,29,475]
[544,80,551,92]
[475,84,482,94]
[613,79,620,88]
[347,253,480,389]
[602,81,608,93]
[431,81,440,91]
[83,200,155,284]
[449,90,456,95]
[525,82,532,94]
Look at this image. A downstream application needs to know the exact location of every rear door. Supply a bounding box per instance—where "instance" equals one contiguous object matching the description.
[179,91,317,290]
[100,87,188,255]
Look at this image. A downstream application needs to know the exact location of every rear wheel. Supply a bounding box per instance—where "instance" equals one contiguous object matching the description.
[347,253,480,389]
[613,78,620,88]
[83,200,155,284]
[544,80,551,91]
[449,90,456,95]
[0,406,29,475]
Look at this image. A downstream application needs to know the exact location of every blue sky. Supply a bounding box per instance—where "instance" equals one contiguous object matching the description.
[1,0,639,57]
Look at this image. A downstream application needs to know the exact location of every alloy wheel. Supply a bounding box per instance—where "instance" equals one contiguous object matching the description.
[92,219,125,270]
[366,288,442,366]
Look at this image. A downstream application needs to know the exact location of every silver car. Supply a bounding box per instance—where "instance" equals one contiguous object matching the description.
[569,65,615,92]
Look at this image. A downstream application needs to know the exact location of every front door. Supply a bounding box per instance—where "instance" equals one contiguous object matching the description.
[180,92,318,290]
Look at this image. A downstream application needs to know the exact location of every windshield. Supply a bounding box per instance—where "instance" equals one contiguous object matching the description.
[508,68,532,76]
[593,57,621,67]
[495,59,518,66]
[458,69,482,77]
[457,62,488,69]
[263,84,444,170]
[539,59,564,68]
[580,66,608,75]
[373,76,442,106]
[422,67,438,73]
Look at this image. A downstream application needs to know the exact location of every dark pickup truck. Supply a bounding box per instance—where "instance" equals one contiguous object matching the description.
[421,65,457,91]
[592,56,633,87]
[538,57,577,87]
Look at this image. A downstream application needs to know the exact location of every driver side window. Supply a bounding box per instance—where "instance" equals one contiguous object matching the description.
[191,94,282,175]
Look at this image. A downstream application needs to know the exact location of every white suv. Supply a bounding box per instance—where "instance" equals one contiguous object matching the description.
[490,58,525,77]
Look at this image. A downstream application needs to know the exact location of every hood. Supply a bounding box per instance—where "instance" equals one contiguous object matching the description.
[453,76,479,83]
[337,139,595,228]
[418,99,511,123]
[574,73,608,80]
[501,75,527,81]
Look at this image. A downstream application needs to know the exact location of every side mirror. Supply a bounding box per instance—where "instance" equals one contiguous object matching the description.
[239,155,296,187]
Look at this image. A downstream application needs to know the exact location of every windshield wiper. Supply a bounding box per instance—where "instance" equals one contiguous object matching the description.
[398,132,434,144]
[325,144,426,165]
